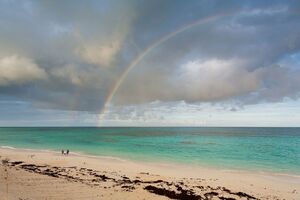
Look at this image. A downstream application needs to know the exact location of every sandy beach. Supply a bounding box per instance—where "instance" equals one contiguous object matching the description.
[0,147,299,200]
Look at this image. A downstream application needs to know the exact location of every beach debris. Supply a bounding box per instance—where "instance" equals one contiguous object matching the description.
[221,187,256,199]
[1,158,10,165]
[10,161,24,166]
[144,185,201,200]
[1,158,259,200]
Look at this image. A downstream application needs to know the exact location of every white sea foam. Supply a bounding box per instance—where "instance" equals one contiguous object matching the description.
[1,145,55,153]
[69,151,128,162]
[0,145,128,163]
[0,145,16,149]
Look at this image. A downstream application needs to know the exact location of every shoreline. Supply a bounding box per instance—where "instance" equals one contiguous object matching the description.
[1,145,299,179]
[1,147,299,199]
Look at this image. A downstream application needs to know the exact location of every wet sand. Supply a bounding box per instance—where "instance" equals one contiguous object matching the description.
[0,148,299,200]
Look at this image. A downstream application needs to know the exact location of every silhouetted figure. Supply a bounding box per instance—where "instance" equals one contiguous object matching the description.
[61,149,64,155]
[66,149,69,155]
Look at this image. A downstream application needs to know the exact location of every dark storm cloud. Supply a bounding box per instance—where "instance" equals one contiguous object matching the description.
[0,0,300,112]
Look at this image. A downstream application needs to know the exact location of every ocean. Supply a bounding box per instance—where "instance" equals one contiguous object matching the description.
[0,127,299,175]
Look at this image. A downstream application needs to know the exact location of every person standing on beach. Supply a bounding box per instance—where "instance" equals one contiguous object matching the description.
[66,149,69,155]
[61,149,64,155]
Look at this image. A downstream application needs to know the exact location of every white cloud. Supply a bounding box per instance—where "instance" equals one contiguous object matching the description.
[174,59,263,101]
[50,64,108,88]
[0,55,47,86]
[50,64,86,86]
[76,39,122,67]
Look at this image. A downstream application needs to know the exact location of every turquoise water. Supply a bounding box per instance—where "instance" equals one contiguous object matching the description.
[0,127,299,175]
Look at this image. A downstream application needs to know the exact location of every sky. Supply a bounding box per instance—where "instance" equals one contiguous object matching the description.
[0,0,300,127]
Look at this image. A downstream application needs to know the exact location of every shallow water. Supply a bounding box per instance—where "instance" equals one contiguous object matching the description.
[0,127,299,175]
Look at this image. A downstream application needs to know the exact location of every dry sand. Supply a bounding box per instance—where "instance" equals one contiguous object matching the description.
[0,148,299,200]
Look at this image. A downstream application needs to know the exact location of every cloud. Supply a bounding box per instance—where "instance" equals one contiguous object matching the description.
[0,0,300,113]
[75,33,124,67]
[174,59,262,101]
[113,1,300,107]
[0,55,47,86]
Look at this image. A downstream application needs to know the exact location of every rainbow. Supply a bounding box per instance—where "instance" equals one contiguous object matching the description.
[97,9,264,125]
